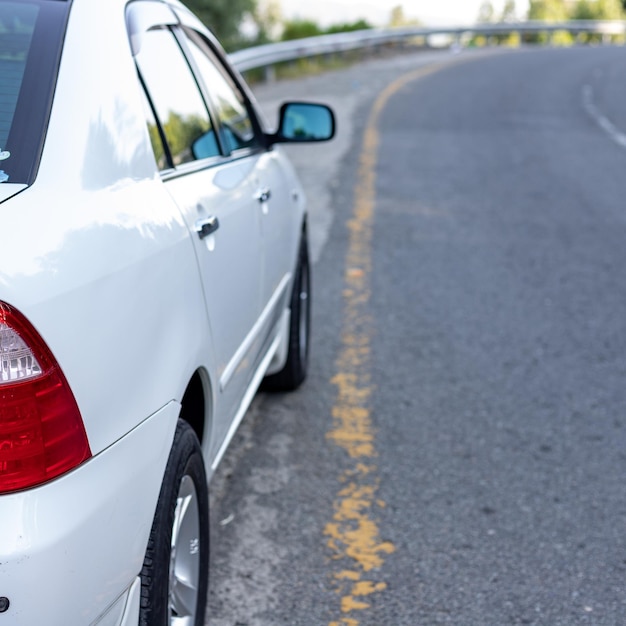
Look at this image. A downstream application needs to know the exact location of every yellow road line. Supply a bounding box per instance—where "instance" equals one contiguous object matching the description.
[324,62,449,626]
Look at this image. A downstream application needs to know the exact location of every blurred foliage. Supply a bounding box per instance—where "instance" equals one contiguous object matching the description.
[281,19,323,41]
[477,0,625,24]
[164,112,209,164]
[184,0,256,50]
[469,0,625,46]
[570,0,624,19]
[280,18,373,41]
[527,0,625,43]
[325,19,373,34]
[529,0,624,20]
[250,0,282,44]
[528,0,573,21]
[388,5,422,27]
[501,0,518,21]
[184,0,626,55]
[477,1,496,22]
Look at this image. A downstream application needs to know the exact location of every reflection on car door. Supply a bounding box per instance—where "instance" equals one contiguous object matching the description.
[177,27,299,436]
[181,28,298,358]
[135,24,264,448]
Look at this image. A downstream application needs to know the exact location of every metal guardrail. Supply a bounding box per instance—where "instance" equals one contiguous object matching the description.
[230,20,626,72]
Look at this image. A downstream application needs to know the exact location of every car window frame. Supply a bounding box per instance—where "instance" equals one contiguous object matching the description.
[135,24,227,179]
[176,26,268,158]
[128,1,270,181]
[137,70,173,172]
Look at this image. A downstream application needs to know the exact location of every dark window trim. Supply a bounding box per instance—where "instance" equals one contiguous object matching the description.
[136,24,236,176]
[169,25,227,157]
[178,26,268,154]
[137,69,175,171]
[132,18,268,181]
[3,0,71,184]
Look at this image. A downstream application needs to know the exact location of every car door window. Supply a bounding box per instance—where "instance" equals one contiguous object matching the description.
[139,87,168,170]
[0,0,69,184]
[135,27,219,169]
[183,31,259,155]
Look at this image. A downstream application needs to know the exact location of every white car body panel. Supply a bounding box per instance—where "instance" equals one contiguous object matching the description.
[0,0,213,455]
[93,577,141,626]
[0,0,328,622]
[256,149,303,302]
[0,402,178,625]
[0,184,26,203]
[164,158,264,445]
[0,181,210,456]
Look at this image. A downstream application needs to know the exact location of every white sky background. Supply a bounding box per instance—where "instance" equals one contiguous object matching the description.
[278,0,531,27]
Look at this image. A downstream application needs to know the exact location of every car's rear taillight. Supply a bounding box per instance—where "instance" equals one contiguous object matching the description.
[0,303,91,494]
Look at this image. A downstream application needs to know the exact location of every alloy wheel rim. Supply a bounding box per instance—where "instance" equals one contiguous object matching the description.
[169,474,201,626]
[298,261,309,366]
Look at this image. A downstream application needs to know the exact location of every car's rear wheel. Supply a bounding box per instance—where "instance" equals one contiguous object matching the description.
[264,231,311,391]
[140,420,208,626]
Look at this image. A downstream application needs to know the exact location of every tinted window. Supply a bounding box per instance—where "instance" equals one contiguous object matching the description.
[0,0,69,185]
[0,4,37,151]
[136,27,219,170]
[183,32,259,154]
[139,86,167,170]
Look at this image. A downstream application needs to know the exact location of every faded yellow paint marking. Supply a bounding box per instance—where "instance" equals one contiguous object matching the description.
[325,481,395,571]
[341,596,371,612]
[352,581,388,596]
[329,619,360,626]
[325,61,453,625]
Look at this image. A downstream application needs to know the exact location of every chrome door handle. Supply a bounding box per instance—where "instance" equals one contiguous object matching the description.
[195,216,219,239]
[254,187,271,203]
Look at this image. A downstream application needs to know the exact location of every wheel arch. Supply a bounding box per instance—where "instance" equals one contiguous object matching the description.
[178,368,213,451]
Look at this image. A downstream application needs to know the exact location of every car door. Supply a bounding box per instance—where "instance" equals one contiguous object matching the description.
[132,15,264,447]
[176,23,300,366]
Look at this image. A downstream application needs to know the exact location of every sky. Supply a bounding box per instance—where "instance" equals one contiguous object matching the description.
[279,0,531,27]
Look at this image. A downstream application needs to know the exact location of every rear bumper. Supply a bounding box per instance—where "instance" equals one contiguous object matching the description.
[0,402,179,626]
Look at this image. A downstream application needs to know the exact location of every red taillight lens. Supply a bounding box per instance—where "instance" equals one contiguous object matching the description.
[0,303,91,494]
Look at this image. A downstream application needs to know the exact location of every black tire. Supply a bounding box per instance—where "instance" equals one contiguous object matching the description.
[263,231,311,391]
[140,420,209,626]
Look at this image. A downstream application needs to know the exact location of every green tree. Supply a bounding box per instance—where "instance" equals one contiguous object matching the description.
[501,0,517,21]
[281,19,323,41]
[163,112,209,165]
[325,19,373,34]
[570,0,625,43]
[477,0,495,22]
[251,0,282,43]
[596,0,625,17]
[528,0,572,44]
[498,0,520,45]
[528,0,570,21]
[571,0,624,19]
[388,5,421,26]
[572,0,597,18]
[389,5,406,26]
[185,0,255,49]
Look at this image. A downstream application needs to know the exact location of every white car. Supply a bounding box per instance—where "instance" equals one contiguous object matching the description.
[0,0,334,624]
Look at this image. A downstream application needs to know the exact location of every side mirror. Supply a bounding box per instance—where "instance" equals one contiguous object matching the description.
[191,130,219,160]
[270,102,336,144]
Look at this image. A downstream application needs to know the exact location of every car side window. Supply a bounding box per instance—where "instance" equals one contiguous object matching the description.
[139,87,168,170]
[183,31,259,155]
[135,27,219,169]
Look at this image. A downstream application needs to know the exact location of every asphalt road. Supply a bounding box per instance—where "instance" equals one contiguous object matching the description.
[207,46,626,626]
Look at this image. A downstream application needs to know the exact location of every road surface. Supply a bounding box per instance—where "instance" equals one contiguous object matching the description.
[208,45,626,626]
